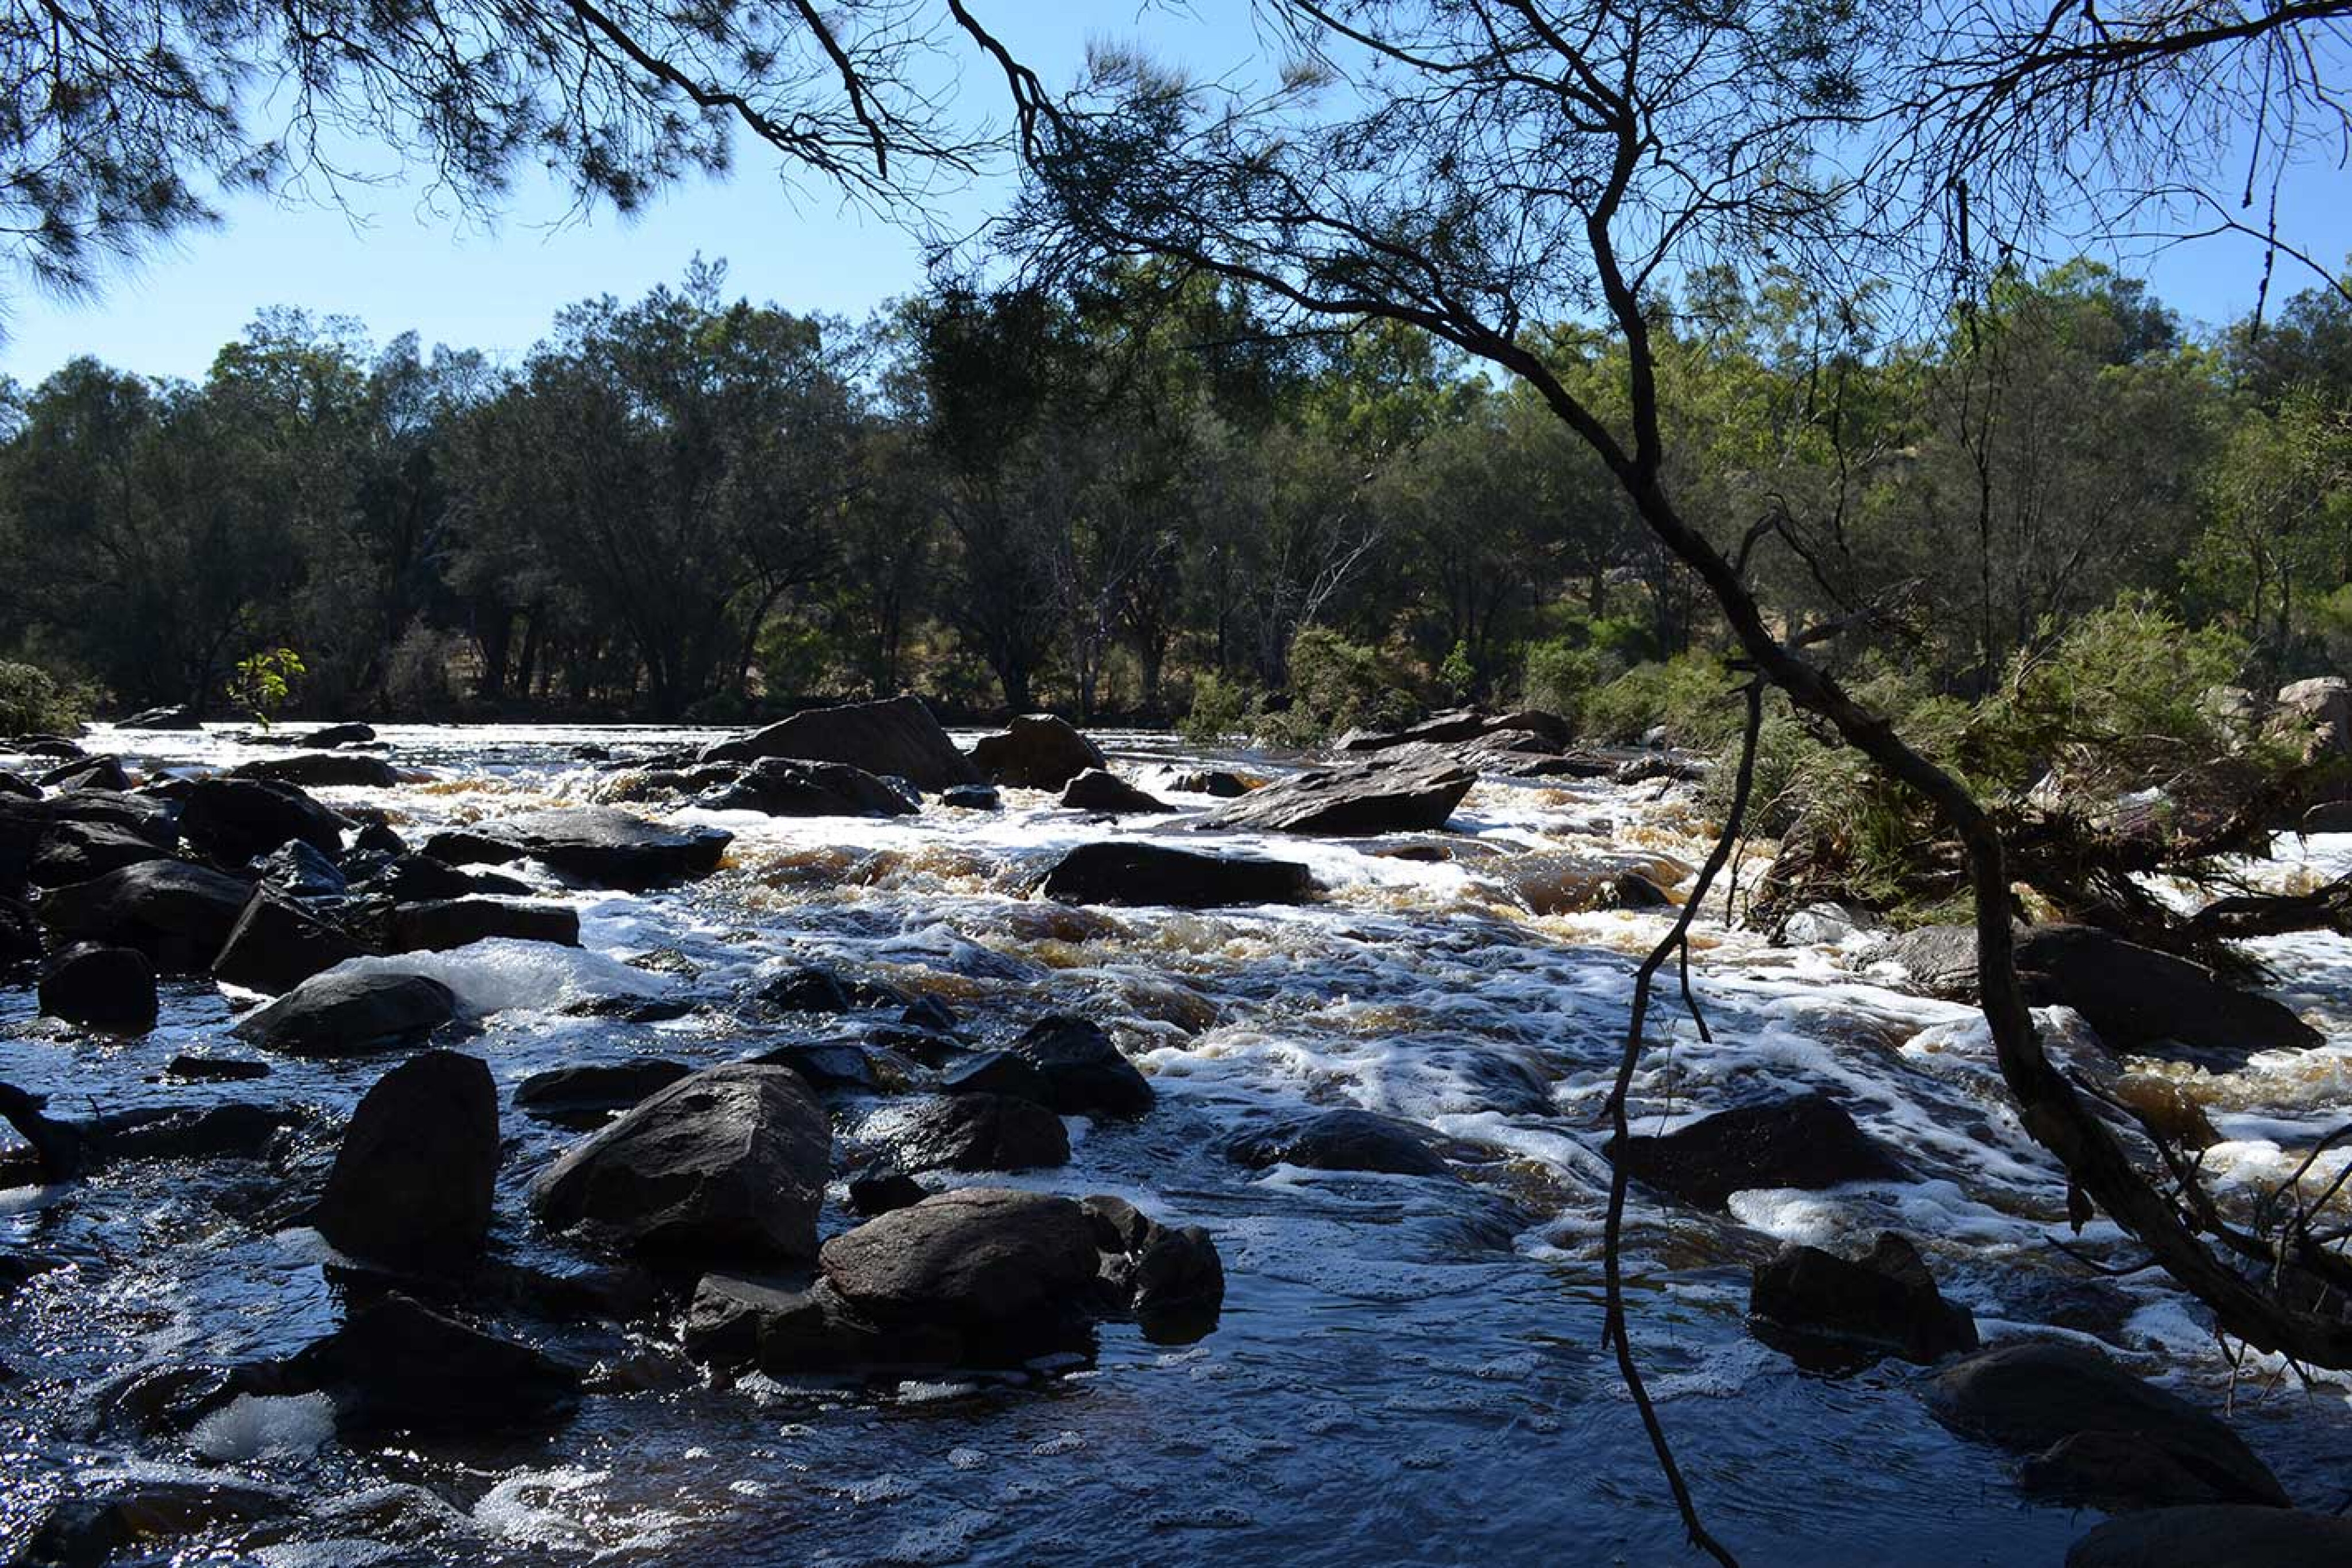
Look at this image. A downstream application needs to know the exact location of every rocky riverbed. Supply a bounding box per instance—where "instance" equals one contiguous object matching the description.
[5,706,2352,1565]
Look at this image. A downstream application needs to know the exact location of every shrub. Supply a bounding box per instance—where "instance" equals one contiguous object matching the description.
[1179,670,1255,745]
[1582,653,1744,746]
[0,660,87,735]
[1256,626,1419,748]
[1521,637,1600,724]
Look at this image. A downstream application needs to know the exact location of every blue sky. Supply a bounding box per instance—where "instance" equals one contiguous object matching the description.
[4,2,2346,386]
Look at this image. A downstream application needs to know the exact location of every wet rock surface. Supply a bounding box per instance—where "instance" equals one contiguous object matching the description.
[1609,1093,1905,1210]
[1198,753,1477,834]
[1041,840,1314,907]
[230,970,458,1056]
[310,1051,500,1271]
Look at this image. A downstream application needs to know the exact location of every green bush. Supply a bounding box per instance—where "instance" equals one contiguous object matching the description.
[1582,653,1745,746]
[0,660,88,735]
[1256,626,1418,747]
[1521,638,1599,723]
[1178,670,1256,744]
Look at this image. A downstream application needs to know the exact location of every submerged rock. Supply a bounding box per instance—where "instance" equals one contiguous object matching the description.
[19,1477,292,1567]
[1225,1108,1452,1178]
[38,942,157,1033]
[2065,1505,2352,1566]
[1041,841,1314,908]
[701,695,980,791]
[1928,1339,2289,1509]
[1082,1194,1225,1339]
[1608,1093,1904,1211]
[230,970,458,1056]
[1748,1233,1978,1366]
[887,1093,1070,1174]
[283,1293,580,1437]
[697,756,917,818]
[311,1051,498,1272]
[529,1062,831,1264]
[38,859,251,970]
[1059,768,1173,815]
[969,714,1107,789]
[1198,754,1476,835]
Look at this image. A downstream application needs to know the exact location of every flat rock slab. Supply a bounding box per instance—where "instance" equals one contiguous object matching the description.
[1041,841,1313,908]
[231,970,458,1056]
[1197,754,1476,835]
[232,753,399,789]
[424,808,729,891]
[699,695,980,791]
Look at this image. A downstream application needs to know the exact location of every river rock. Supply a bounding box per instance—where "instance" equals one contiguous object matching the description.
[1608,1093,1904,1211]
[820,1187,1101,1336]
[232,752,400,789]
[283,1293,580,1436]
[887,1093,1070,1173]
[38,942,158,1033]
[121,704,203,729]
[1877,923,1984,1001]
[969,714,1107,788]
[2276,676,2352,758]
[388,896,581,953]
[41,754,130,791]
[941,1050,1054,1103]
[38,859,252,970]
[212,885,368,994]
[179,777,347,864]
[304,723,377,748]
[98,1101,297,1160]
[1082,1194,1225,1337]
[755,965,906,1013]
[250,838,347,898]
[848,1163,929,1217]
[28,818,172,886]
[311,1051,498,1271]
[1007,1015,1155,1118]
[0,769,33,800]
[1173,769,1253,797]
[2013,924,2321,1067]
[1225,1108,1452,1177]
[1199,754,1476,835]
[1748,1233,1979,1365]
[1059,768,1173,814]
[423,808,730,890]
[230,970,458,1056]
[514,1059,694,1122]
[1487,849,1688,915]
[691,1274,966,1373]
[941,784,1000,810]
[1927,1339,2288,1508]
[353,853,532,903]
[1041,841,1314,908]
[0,895,38,968]
[695,756,916,818]
[529,1062,831,1263]
[2065,1505,2352,1566]
[18,1477,291,1567]
[700,695,981,791]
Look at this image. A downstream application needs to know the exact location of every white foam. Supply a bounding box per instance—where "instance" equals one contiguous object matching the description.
[322,941,668,1015]
[188,1392,336,1460]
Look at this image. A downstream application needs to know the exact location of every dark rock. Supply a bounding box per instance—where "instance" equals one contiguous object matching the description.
[717,1276,967,1373]
[389,896,581,953]
[2012,924,2322,1067]
[1041,840,1314,909]
[2065,1506,2352,1567]
[941,1050,1054,1104]
[250,838,348,897]
[38,859,251,970]
[2023,1430,2280,1509]
[304,723,377,748]
[848,1163,928,1217]
[354,853,531,903]
[20,1477,290,1567]
[697,756,918,818]
[514,1060,694,1121]
[164,1054,270,1082]
[0,793,51,886]
[0,768,33,799]
[1748,1233,1978,1365]
[682,1272,813,1366]
[211,885,367,994]
[38,942,157,1033]
[179,776,347,864]
[1059,768,1174,814]
[423,808,729,891]
[1198,754,1476,835]
[940,784,1001,810]
[312,1051,499,1271]
[28,818,172,886]
[745,1040,883,1094]
[40,754,130,791]
[350,819,407,860]
[1608,1093,1904,1211]
[887,1093,1069,1174]
[560,994,698,1023]
[231,752,399,788]
[230,970,458,1056]
[1928,1340,2288,1508]
[1008,1015,1154,1118]
[755,965,905,1013]
[0,894,38,968]
[970,714,1108,789]
[1173,769,1253,797]
[1082,1194,1225,1338]
[1877,923,1995,1001]
[11,735,84,757]
[284,1293,580,1436]
[701,695,981,791]
[529,1062,831,1264]
[1334,710,1495,752]
[820,1187,1100,1336]
[97,1101,298,1161]
[49,787,177,844]
[121,704,204,729]
[903,993,958,1032]
[1225,1108,1452,1177]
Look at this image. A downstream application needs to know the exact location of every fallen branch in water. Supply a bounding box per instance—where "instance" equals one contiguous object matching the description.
[0,1080,86,1183]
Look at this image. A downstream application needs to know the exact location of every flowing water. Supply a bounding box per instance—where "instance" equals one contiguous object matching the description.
[5,723,2351,1566]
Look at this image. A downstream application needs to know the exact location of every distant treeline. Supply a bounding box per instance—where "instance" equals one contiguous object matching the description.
[1,255,2347,731]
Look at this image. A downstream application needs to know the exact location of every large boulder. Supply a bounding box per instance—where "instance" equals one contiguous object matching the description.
[0,894,39,969]
[2276,676,2352,758]
[250,838,347,898]
[2066,1507,2352,1567]
[969,714,1107,789]
[529,1063,830,1264]
[1081,1194,1226,1338]
[231,752,399,789]
[1876,923,1985,1001]
[699,695,980,791]
[1748,1233,1979,1365]
[2013,924,2320,1067]
[281,1293,580,1437]
[0,793,49,886]
[1487,849,1686,915]
[885,1093,1070,1174]
[1059,768,1174,815]
[388,897,581,953]
[38,860,251,970]
[1007,1015,1155,1118]
[230,970,458,1056]
[1928,1340,2289,1508]
[1040,841,1314,908]
[1198,754,1476,835]
[41,754,130,791]
[38,942,158,1033]
[211,885,367,993]
[1608,1093,1904,1211]
[819,1187,1100,1334]
[179,777,347,864]
[422,808,729,891]
[1225,1108,1452,1177]
[311,1051,499,1271]
[28,818,172,887]
[695,756,916,818]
